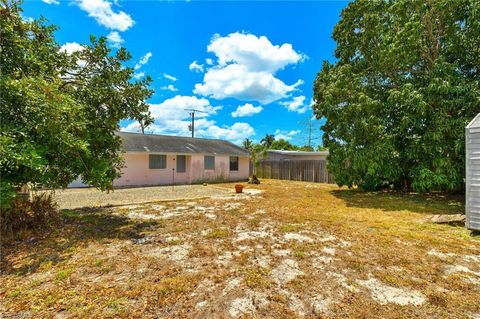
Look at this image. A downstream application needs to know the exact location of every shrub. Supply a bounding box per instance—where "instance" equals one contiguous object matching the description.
[0,192,58,235]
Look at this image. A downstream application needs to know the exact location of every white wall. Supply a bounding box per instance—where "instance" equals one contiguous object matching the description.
[466,114,480,230]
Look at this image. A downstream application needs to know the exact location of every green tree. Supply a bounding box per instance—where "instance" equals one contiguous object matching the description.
[242,138,253,151]
[135,111,154,134]
[0,2,153,206]
[269,139,298,150]
[250,143,267,175]
[260,134,275,149]
[313,0,480,192]
[298,145,314,152]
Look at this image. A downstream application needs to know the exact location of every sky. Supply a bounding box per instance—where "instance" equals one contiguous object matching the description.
[23,0,347,146]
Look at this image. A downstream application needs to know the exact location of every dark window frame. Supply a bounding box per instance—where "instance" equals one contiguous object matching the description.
[204,155,215,170]
[229,156,239,171]
[149,154,167,169]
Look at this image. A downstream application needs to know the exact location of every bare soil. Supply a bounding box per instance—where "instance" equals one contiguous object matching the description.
[50,184,234,209]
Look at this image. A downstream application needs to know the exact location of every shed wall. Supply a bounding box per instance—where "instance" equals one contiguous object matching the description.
[467,120,480,230]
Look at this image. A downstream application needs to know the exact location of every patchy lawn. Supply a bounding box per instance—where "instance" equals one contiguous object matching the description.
[1,180,479,318]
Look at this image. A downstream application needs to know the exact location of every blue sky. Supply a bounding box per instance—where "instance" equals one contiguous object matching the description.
[24,0,347,146]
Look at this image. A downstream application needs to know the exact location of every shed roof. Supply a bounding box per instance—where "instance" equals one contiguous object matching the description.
[467,113,480,129]
[266,150,329,156]
[116,131,249,156]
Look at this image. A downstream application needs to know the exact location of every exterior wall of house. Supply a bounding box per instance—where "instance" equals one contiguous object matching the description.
[113,152,249,187]
[114,153,191,187]
[232,156,250,181]
[189,154,249,183]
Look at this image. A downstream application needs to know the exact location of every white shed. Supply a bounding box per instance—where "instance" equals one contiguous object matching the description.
[466,113,480,231]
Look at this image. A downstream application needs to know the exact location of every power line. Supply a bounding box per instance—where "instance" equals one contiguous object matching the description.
[298,116,321,147]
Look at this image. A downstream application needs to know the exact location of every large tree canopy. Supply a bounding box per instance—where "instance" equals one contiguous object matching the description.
[313,0,480,192]
[0,2,153,206]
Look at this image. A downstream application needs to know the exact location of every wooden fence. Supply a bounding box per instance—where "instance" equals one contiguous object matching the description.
[255,160,335,184]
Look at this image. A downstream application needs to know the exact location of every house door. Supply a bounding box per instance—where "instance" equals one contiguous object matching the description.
[176,155,186,173]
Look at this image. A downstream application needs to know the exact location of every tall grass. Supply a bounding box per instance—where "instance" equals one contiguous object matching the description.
[0,192,58,235]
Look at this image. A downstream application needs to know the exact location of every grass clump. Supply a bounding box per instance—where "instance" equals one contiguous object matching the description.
[55,268,74,281]
[242,267,270,288]
[281,224,301,233]
[206,227,229,239]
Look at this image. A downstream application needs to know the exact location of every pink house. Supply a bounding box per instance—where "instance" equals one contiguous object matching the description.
[98,131,250,187]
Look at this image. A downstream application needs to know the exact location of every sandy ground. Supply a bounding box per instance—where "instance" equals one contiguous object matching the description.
[50,184,235,209]
[1,180,479,318]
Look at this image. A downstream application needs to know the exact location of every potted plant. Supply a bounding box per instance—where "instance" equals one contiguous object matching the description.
[235,184,244,193]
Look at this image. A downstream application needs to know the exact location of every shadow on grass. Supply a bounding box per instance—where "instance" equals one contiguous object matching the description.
[330,188,464,215]
[0,207,158,276]
[470,230,480,237]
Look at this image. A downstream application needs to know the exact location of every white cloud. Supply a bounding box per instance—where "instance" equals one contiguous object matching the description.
[75,0,134,31]
[193,32,305,104]
[147,95,221,120]
[205,58,214,65]
[107,31,124,48]
[163,73,177,82]
[279,95,309,114]
[134,52,152,70]
[189,60,204,73]
[208,32,305,72]
[59,42,84,54]
[21,15,34,23]
[43,0,59,4]
[195,64,303,104]
[197,122,255,144]
[231,103,263,118]
[59,42,86,68]
[133,72,145,79]
[274,129,301,141]
[120,95,254,144]
[160,84,178,92]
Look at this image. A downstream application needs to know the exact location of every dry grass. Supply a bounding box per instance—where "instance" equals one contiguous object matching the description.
[1,179,479,318]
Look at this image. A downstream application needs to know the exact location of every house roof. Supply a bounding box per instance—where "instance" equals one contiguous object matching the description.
[467,113,480,129]
[266,150,329,156]
[116,131,249,156]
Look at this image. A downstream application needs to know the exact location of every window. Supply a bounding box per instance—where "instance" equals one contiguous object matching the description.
[176,155,186,173]
[229,156,239,171]
[149,154,166,169]
[204,155,215,170]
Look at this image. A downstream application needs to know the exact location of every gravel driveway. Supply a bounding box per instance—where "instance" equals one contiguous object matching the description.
[51,184,234,209]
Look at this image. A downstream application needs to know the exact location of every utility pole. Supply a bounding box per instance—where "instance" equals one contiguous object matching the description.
[185,109,207,138]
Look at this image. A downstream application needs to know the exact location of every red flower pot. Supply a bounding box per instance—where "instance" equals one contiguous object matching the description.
[235,184,244,193]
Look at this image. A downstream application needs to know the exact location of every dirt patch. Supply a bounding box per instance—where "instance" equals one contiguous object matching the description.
[283,233,313,243]
[311,297,333,315]
[223,277,242,295]
[126,210,161,220]
[271,259,303,285]
[357,276,426,306]
[52,184,232,209]
[146,243,191,261]
[228,291,269,318]
[444,265,480,277]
